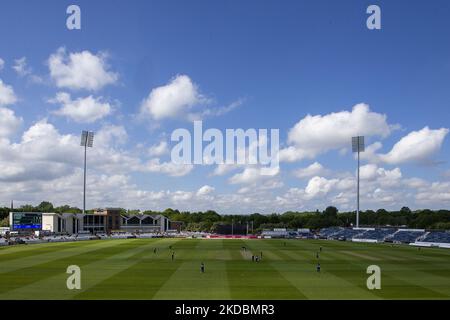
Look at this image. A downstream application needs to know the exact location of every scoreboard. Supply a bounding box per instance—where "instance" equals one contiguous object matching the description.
[11,212,42,231]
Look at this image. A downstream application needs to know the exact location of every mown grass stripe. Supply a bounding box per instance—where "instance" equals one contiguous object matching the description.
[152,239,231,299]
[0,239,125,274]
[77,239,183,299]
[0,241,79,257]
[255,239,378,299]
[0,239,144,296]
[0,239,166,299]
[225,239,306,299]
[321,242,448,299]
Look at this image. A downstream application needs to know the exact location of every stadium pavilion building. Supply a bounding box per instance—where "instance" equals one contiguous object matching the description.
[9,208,171,235]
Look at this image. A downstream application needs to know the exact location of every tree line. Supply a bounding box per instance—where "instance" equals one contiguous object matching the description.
[1,202,450,232]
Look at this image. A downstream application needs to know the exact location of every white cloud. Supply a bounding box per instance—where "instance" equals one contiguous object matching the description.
[198,98,245,119]
[403,177,429,189]
[335,177,354,191]
[371,188,396,204]
[211,164,241,176]
[95,124,128,147]
[359,164,402,189]
[360,141,383,161]
[275,188,307,208]
[276,163,408,211]
[280,103,392,162]
[0,58,4,71]
[28,74,44,84]
[140,74,242,122]
[237,179,283,194]
[2,87,450,213]
[0,79,17,106]
[140,74,208,121]
[0,120,139,183]
[0,120,80,182]
[148,141,169,157]
[170,190,194,202]
[229,166,279,185]
[143,158,193,177]
[378,127,449,165]
[0,119,191,181]
[11,57,43,83]
[227,166,282,199]
[0,168,263,212]
[378,167,402,184]
[12,57,31,76]
[50,92,112,123]
[0,170,162,210]
[304,176,339,198]
[0,120,277,212]
[210,136,265,176]
[293,162,327,179]
[48,47,118,91]
[359,163,378,180]
[0,107,23,138]
[416,181,450,203]
[196,185,215,196]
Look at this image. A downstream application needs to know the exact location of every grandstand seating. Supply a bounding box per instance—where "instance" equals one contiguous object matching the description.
[319,227,437,244]
[3,228,450,249]
[318,227,342,238]
[353,229,396,241]
[330,228,366,240]
[296,232,315,239]
[387,230,426,243]
[422,231,450,244]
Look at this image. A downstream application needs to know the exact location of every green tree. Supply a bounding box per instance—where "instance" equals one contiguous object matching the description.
[400,207,412,214]
[324,206,338,218]
[0,217,8,227]
[36,201,54,212]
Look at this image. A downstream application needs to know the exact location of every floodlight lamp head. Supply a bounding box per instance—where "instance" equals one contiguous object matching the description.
[351,136,365,153]
[80,131,94,147]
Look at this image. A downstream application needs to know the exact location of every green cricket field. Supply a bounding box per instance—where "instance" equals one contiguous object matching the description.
[0,238,449,299]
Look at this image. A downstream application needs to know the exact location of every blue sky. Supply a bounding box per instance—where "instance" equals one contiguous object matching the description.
[0,0,449,213]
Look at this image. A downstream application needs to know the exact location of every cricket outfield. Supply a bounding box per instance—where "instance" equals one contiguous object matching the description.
[1,238,449,300]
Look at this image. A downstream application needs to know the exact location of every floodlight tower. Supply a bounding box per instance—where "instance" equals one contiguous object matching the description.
[352,136,365,228]
[80,131,94,214]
